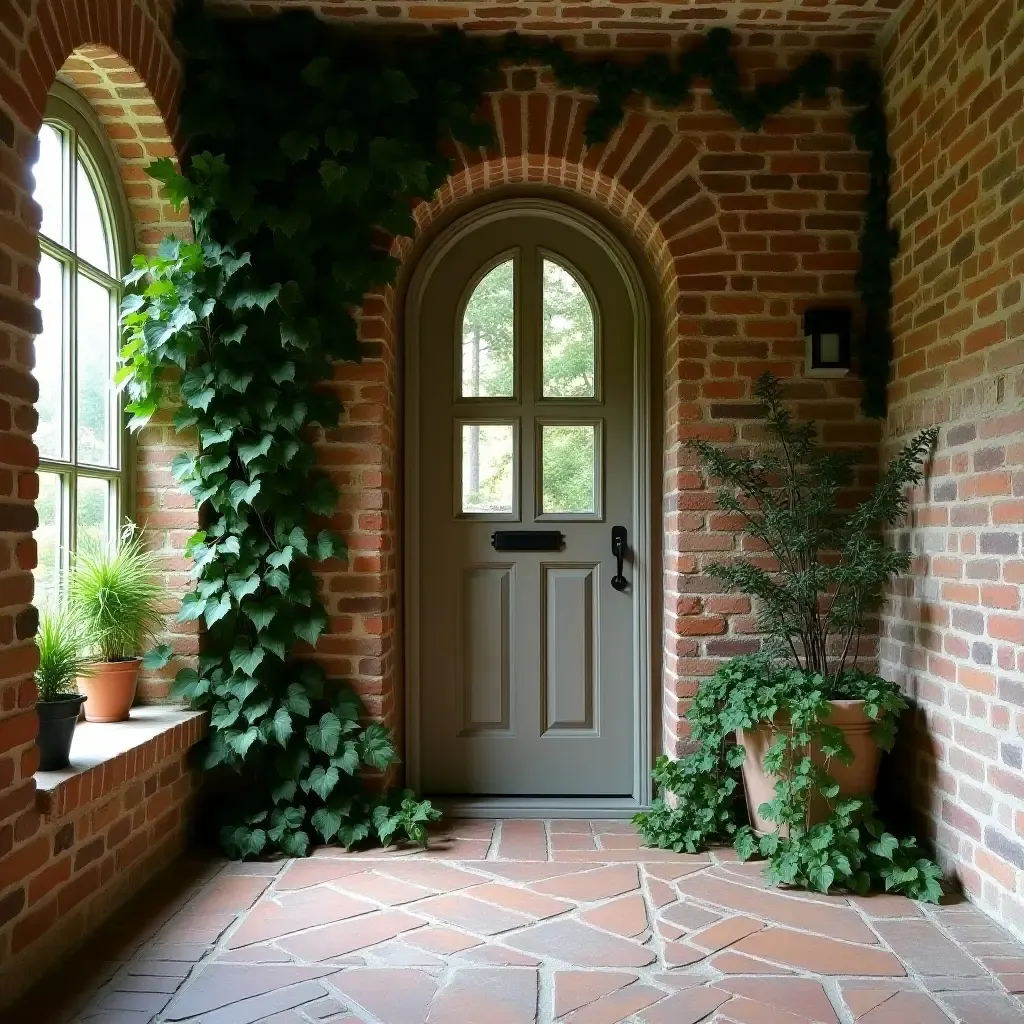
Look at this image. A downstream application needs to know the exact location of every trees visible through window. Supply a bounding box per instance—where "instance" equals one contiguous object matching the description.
[31,90,128,606]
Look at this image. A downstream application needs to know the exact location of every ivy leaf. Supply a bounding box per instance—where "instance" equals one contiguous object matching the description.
[271,707,292,746]
[200,427,233,448]
[229,727,261,758]
[294,611,326,646]
[265,567,290,593]
[204,592,233,627]
[286,527,308,555]
[212,702,241,730]
[281,129,318,162]
[170,667,206,703]
[228,478,261,510]
[219,367,255,393]
[228,575,260,602]
[267,546,294,570]
[307,712,342,756]
[333,740,360,776]
[337,821,370,849]
[243,600,276,631]
[142,644,173,670]
[238,435,273,465]
[271,361,295,384]
[279,830,309,857]
[284,683,311,719]
[220,324,248,345]
[315,530,342,561]
[869,834,899,861]
[360,723,396,770]
[230,644,265,676]
[306,765,340,800]
[311,806,342,842]
[224,283,282,312]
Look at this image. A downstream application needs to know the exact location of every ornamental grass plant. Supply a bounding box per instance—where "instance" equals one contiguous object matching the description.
[35,604,92,701]
[69,523,165,663]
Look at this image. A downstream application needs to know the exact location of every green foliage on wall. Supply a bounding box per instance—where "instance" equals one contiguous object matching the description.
[122,4,898,857]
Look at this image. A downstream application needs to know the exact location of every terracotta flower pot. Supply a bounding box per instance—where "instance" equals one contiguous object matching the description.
[78,659,141,723]
[737,699,882,837]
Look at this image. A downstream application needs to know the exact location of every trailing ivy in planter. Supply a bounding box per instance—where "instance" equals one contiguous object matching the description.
[120,4,902,857]
[635,375,942,901]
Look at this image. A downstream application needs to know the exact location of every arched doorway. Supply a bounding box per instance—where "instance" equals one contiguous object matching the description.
[405,197,653,816]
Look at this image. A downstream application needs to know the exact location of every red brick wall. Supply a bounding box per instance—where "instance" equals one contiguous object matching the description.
[0,0,197,996]
[324,39,882,756]
[880,0,1024,939]
[0,713,205,1009]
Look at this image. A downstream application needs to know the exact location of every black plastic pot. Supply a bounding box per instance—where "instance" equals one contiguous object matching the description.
[36,694,87,771]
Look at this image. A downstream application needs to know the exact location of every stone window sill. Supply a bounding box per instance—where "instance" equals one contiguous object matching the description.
[34,706,207,818]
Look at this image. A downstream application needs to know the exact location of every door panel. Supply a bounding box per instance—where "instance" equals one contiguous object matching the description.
[542,564,598,733]
[417,211,637,797]
[459,565,514,733]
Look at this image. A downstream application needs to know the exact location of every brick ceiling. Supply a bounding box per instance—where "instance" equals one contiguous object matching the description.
[223,1,910,37]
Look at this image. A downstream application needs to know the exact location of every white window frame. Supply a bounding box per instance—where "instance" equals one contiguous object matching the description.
[34,83,133,602]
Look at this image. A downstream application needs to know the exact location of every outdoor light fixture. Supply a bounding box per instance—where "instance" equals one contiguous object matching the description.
[804,308,852,377]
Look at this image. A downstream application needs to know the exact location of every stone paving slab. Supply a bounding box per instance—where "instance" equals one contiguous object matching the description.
[12,820,1024,1024]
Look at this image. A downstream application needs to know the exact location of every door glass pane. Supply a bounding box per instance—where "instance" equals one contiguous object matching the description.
[461,259,514,398]
[35,472,62,607]
[76,476,111,553]
[461,423,515,514]
[76,157,111,273]
[541,424,597,515]
[542,259,596,399]
[77,274,114,466]
[33,123,65,245]
[36,254,65,460]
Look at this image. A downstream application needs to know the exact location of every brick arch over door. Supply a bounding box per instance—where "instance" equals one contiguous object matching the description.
[0,1,191,970]
[316,76,876,763]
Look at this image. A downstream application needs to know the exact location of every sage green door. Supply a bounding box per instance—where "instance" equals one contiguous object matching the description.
[416,210,639,797]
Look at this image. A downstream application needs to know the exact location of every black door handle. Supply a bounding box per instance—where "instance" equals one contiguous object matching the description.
[611,526,629,592]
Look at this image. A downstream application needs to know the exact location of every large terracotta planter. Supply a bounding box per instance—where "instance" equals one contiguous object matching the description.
[737,699,882,837]
[78,659,141,723]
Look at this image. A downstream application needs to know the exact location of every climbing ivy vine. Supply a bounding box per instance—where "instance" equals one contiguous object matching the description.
[121,3,898,858]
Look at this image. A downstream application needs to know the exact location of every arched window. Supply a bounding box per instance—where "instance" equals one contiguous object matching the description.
[31,84,131,606]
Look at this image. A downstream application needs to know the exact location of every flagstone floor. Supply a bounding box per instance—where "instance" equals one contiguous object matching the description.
[15,819,1024,1024]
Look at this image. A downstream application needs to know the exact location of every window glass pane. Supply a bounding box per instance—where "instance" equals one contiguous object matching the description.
[76,156,111,273]
[542,259,596,399]
[461,423,515,514]
[36,254,65,460]
[35,472,62,607]
[33,123,65,244]
[541,424,597,515]
[76,476,111,553]
[77,274,114,466]
[461,259,514,398]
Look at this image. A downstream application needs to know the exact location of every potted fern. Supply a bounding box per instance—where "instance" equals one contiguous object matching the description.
[636,373,944,901]
[69,523,165,722]
[35,605,91,770]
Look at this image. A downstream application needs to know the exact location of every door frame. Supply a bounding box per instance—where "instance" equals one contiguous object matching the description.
[403,196,654,816]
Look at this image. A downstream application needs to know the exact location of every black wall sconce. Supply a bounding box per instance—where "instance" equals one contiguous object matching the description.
[804,308,852,378]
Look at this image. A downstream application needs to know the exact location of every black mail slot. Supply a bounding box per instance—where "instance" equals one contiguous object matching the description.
[491,530,564,552]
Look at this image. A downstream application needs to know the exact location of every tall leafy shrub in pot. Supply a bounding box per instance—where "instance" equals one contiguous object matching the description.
[35,606,91,770]
[636,374,944,900]
[69,524,165,722]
